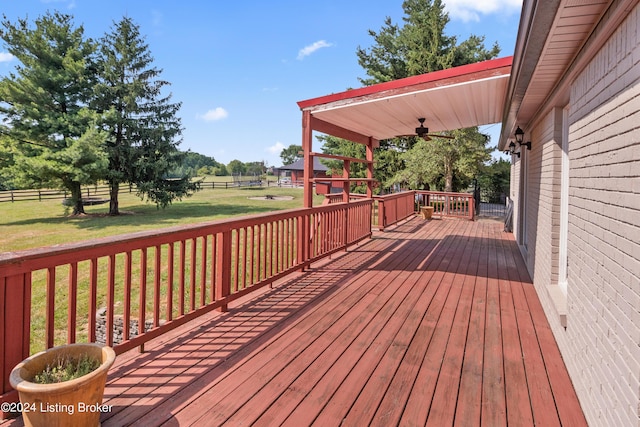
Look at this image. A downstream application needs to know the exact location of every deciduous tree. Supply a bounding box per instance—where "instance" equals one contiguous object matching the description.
[279,144,303,165]
[391,128,491,192]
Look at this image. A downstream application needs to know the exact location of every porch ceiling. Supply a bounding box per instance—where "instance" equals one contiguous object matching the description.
[297,56,512,142]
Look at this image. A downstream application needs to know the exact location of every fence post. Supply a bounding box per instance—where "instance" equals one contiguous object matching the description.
[0,272,31,419]
[378,200,386,231]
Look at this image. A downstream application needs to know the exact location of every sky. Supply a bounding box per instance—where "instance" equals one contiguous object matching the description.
[0,0,522,167]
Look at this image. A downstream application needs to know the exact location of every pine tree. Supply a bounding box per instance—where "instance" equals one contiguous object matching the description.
[94,17,195,215]
[350,0,500,190]
[0,12,107,214]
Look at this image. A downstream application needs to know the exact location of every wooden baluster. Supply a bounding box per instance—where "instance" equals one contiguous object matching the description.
[154,245,161,328]
[46,267,55,349]
[215,231,231,312]
[67,263,77,344]
[167,242,174,321]
[233,230,240,292]
[179,240,186,316]
[139,248,147,352]
[190,238,196,312]
[199,236,207,305]
[107,255,116,347]
[123,251,132,341]
[210,234,217,302]
[88,259,98,343]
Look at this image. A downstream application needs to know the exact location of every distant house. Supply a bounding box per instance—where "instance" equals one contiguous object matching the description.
[275,157,329,185]
[500,1,640,425]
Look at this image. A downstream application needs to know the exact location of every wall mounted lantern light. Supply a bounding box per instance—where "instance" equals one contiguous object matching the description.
[514,126,531,150]
[508,141,520,158]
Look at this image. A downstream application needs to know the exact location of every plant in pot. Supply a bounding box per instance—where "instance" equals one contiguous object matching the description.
[9,343,116,427]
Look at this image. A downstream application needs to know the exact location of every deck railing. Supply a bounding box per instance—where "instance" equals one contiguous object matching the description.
[0,200,372,412]
[416,190,475,221]
[324,190,475,230]
[374,191,416,230]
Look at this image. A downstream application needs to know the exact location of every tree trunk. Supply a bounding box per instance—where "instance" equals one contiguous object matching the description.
[109,181,120,215]
[70,182,85,215]
[444,162,454,192]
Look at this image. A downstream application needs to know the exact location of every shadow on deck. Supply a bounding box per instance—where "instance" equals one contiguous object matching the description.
[6,217,587,426]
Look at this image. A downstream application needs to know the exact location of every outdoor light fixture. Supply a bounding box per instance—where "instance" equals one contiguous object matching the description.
[514,126,531,150]
[508,141,520,158]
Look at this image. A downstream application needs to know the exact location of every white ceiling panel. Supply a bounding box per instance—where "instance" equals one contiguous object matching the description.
[298,58,512,143]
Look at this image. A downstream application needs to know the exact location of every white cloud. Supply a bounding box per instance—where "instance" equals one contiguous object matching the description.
[266,141,285,154]
[198,107,228,121]
[443,0,522,22]
[151,10,163,27]
[297,40,333,60]
[41,0,76,9]
[0,52,15,63]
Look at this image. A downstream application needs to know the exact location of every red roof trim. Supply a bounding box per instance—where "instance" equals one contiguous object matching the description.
[297,56,513,110]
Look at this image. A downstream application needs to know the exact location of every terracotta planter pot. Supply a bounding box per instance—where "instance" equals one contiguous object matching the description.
[9,343,116,427]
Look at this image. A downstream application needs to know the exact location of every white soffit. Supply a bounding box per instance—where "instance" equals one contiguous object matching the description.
[298,56,512,142]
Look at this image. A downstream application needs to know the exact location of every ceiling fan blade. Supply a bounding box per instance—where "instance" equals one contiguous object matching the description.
[427,134,454,139]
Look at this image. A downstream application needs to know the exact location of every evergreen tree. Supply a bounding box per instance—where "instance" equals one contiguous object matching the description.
[94,16,196,214]
[345,0,500,190]
[0,12,107,214]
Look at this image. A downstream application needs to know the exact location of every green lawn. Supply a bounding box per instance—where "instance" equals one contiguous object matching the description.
[0,184,323,252]
[1,182,330,353]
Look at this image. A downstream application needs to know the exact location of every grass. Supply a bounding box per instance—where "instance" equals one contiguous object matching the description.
[0,183,322,252]
[1,183,324,353]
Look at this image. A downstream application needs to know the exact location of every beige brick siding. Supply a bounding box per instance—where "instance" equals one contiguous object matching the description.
[526,5,640,426]
[524,108,563,286]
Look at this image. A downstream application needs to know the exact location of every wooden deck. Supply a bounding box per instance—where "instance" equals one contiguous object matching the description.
[6,217,586,426]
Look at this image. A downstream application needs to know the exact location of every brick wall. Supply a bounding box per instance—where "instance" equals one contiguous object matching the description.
[525,109,564,285]
[563,6,640,426]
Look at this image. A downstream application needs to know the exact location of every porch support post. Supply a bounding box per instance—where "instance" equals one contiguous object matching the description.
[1,272,31,419]
[342,160,350,203]
[302,110,313,208]
[366,138,374,198]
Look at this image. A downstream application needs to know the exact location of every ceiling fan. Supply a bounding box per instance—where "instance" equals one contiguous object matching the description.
[402,118,455,141]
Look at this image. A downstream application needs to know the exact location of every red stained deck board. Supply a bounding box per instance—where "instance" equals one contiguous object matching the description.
[346,221,474,427]
[255,221,452,426]
[165,230,433,425]
[4,218,586,427]
[453,222,488,427]
[125,238,394,426]
[230,221,448,426]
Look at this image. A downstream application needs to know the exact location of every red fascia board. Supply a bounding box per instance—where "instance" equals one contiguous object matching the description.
[297,56,513,110]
